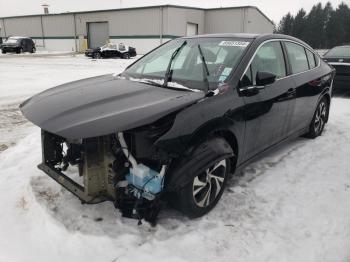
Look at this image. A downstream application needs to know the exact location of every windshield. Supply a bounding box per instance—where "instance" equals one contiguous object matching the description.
[123,37,251,91]
[5,37,20,44]
[325,46,350,58]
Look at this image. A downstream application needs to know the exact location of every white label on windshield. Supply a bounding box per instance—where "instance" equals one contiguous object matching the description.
[219,41,250,47]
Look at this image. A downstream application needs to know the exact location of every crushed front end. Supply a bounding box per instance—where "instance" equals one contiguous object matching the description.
[39,117,174,224]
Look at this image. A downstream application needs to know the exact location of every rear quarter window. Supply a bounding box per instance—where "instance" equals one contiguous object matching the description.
[306,49,316,69]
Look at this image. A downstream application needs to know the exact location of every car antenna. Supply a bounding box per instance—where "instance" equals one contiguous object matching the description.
[163,40,187,88]
[197,44,210,93]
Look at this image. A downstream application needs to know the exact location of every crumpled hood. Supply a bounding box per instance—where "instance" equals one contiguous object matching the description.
[20,74,205,139]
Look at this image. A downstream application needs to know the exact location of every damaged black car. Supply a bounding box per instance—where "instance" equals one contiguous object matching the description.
[20,34,334,223]
[85,42,137,59]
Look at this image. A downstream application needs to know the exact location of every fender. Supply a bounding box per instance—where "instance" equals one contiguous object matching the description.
[165,137,234,191]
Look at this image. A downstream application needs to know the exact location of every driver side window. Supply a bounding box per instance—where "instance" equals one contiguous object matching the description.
[242,41,286,87]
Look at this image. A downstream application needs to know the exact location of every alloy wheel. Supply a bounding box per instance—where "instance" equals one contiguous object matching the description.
[314,101,327,134]
[192,159,227,207]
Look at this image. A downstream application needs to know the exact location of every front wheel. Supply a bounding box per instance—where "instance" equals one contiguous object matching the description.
[30,47,36,53]
[93,52,102,59]
[16,48,22,54]
[305,97,329,138]
[1,49,6,54]
[168,138,233,218]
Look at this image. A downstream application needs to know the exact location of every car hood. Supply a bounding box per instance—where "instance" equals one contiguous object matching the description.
[20,74,205,139]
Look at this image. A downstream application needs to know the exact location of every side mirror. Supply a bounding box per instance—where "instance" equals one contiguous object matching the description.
[256,71,277,86]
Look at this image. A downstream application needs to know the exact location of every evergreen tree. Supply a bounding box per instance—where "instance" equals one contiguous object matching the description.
[277,2,350,48]
[292,9,307,40]
[277,13,294,35]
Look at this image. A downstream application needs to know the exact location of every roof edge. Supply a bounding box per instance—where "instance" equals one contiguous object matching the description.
[0,5,273,23]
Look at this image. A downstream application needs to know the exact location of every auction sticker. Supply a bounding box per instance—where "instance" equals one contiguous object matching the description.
[219,41,250,47]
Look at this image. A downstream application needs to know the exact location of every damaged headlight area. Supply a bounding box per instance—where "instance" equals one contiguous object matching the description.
[39,116,175,224]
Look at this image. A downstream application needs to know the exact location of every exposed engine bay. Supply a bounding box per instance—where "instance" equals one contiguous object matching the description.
[39,122,173,224]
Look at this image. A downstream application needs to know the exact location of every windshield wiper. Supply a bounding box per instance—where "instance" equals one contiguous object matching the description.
[197,44,210,93]
[163,41,187,88]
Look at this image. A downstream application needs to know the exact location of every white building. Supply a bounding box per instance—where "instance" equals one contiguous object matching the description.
[0,5,274,54]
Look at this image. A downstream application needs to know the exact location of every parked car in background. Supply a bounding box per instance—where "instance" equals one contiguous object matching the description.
[20,34,334,223]
[85,42,137,59]
[1,36,36,54]
[323,45,350,89]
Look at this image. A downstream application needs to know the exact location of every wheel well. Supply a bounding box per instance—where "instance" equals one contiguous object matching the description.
[322,93,331,122]
[213,130,238,173]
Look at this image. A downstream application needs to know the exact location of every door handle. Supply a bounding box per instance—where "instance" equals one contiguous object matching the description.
[239,85,265,93]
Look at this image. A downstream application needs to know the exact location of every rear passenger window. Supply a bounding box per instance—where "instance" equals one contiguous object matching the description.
[285,42,309,74]
[306,49,316,69]
[250,41,286,85]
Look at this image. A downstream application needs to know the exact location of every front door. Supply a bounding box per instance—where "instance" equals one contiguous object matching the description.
[240,40,296,160]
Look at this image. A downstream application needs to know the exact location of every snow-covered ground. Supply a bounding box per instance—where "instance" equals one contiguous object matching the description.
[0,56,350,262]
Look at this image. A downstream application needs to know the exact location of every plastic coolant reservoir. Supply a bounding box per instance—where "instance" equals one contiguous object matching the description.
[125,164,163,195]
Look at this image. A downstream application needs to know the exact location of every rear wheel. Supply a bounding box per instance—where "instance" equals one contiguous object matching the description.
[1,49,6,54]
[16,48,22,54]
[30,47,36,53]
[169,138,232,218]
[122,53,130,59]
[305,97,329,138]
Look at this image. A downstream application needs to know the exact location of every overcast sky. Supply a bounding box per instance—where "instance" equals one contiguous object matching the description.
[0,0,349,23]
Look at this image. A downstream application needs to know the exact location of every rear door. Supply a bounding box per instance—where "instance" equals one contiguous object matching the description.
[283,41,322,134]
[240,40,296,159]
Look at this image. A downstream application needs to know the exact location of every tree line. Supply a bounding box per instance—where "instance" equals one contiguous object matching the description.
[275,2,350,49]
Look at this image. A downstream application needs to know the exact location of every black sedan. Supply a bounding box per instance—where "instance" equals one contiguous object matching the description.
[85,42,137,59]
[20,34,334,222]
[1,36,36,54]
[323,45,350,89]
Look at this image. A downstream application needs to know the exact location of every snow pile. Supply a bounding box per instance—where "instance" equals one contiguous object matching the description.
[1,55,350,262]
[0,99,349,262]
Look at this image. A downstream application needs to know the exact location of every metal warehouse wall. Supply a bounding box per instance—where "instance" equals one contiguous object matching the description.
[205,7,274,34]
[245,7,274,33]
[0,5,274,54]
[166,7,205,36]
[75,7,165,53]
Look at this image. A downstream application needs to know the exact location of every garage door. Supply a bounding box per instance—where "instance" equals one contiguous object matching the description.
[186,23,198,36]
[88,22,109,48]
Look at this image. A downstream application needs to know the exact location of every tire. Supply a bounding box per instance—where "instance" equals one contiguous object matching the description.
[30,47,36,53]
[122,53,130,59]
[16,48,22,54]
[305,97,329,139]
[168,138,232,218]
[93,52,102,59]
[1,49,6,54]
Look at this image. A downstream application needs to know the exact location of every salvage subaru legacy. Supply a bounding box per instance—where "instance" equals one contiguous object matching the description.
[20,34,334,223]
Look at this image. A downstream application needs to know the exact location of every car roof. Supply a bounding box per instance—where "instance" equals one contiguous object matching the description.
[183,33,260,39]
[181,33,312,49]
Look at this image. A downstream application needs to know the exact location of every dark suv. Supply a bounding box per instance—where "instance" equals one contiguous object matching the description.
[1,36,36,54]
